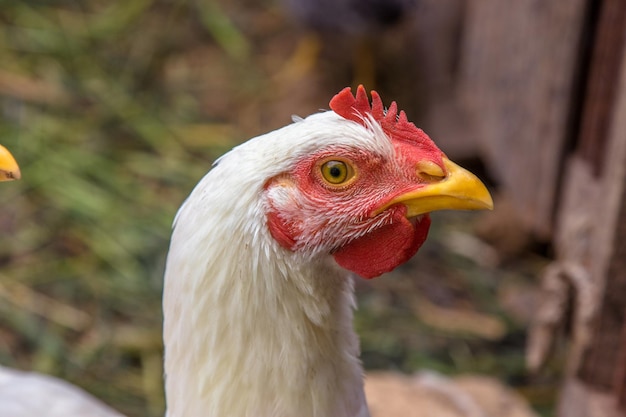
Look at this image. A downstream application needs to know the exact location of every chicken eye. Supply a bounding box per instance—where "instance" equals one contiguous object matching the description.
[320,160,354,185]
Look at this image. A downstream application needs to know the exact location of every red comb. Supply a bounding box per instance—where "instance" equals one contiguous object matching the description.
[329,85,433,147]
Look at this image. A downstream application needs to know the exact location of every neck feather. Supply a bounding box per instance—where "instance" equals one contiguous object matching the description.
[163,172,369,417]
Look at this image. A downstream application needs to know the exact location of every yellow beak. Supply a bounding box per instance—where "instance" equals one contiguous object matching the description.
[373,157,493,217]
[0,145,21,181]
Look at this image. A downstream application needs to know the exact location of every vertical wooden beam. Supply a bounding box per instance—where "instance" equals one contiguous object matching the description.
[616,313,626,409]
[459,0,588,239]
[553,0,626,413]
[577,0,626,176]
[571,0,626,392]
[577,164,626,389]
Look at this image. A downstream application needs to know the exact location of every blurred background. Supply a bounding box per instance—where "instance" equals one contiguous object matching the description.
[2,1,624,416]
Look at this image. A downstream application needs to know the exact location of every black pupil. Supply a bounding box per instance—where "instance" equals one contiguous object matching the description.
[329,165,342,178]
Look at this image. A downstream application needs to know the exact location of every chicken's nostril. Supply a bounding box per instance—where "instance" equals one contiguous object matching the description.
[418,172,446,183]
[416,161,446,183]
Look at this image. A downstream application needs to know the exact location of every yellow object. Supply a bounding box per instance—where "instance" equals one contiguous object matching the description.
[0,145,20,181]
[373,157,493,217]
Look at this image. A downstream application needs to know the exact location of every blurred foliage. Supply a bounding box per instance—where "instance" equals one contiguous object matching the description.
[0,1,558,417]
[0,1,261,415]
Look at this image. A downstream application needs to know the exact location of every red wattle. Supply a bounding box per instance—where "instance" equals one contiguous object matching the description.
[333,213,431,279]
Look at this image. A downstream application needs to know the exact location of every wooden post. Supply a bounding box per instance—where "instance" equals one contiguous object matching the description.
[455,0,626,414]
[551,0,626,413]
[616,316,626,409]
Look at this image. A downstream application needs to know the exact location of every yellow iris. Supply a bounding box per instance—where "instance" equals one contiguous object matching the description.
[320,159,355,185]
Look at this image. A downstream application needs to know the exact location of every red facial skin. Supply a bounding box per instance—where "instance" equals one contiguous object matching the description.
[265,144,438,279]
[265,86,445,279]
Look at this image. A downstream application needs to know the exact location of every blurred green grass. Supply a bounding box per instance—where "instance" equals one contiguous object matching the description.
[0,2,559,416]
[0,1,255,415]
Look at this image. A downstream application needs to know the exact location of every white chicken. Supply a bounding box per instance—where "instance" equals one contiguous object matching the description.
[0,88,537,417]
[162,85,492,417]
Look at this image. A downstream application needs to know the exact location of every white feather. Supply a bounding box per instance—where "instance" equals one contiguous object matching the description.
[163,111,385,417]
[0,366,123,417]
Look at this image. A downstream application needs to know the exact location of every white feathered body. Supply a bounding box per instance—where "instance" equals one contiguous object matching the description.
[162,112,390,417]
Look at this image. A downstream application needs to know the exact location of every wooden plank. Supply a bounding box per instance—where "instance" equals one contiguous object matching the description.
[616,316,626,409]
[577,172,626,389]
[458,0,588,239]
[573,0,626,396]
[552,2,626,412]
[577,0,626,175]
